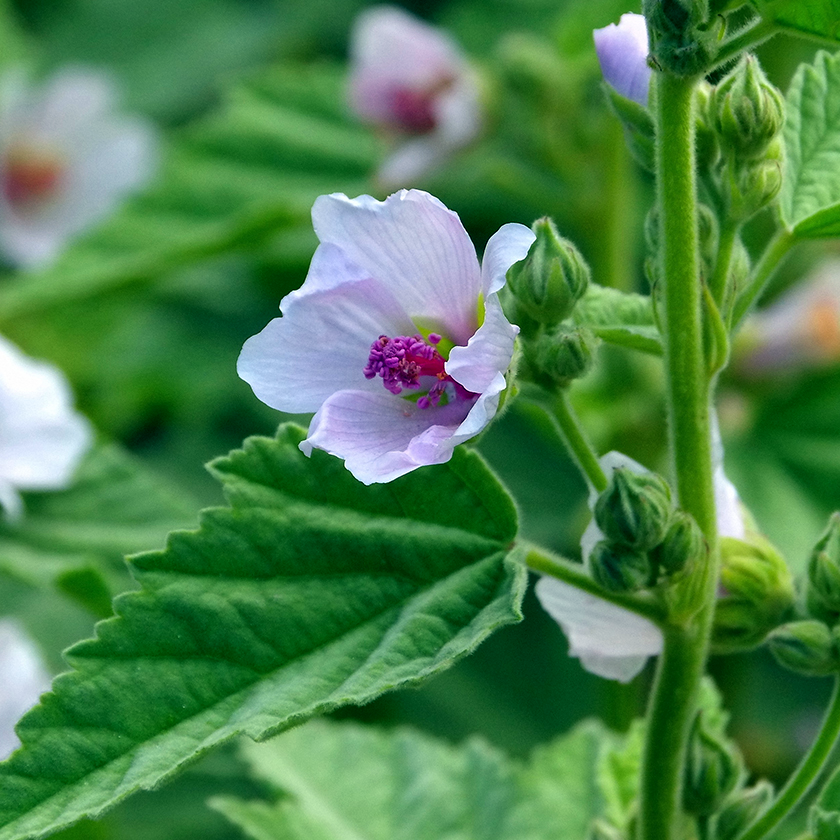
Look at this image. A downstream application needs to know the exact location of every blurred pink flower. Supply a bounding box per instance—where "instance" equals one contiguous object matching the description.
[0,68,156,268]
[0,619,50,760]
[349,6,482,187]
[238,189,534,484]
[737,260,840,375]
[0,334,91,519]
[593,12,651,106]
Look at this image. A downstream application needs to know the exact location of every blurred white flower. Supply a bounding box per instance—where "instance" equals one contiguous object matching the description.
[0,334,91,518]
[593,12,651,106]
[0,67,157,268]
[737,259,840,375]
[0,619,50,760]
[348,6,482,187]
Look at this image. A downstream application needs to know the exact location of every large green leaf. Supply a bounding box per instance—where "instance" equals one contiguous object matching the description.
[0,64,377,323]
[0,443,199,616]
[0,425,526,840]
[780,50,840,238]
[211,717,627,840]
[754,0,840,44]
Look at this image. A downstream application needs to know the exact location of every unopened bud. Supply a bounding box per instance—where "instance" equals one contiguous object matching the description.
[595,466,672,551]
[523,325,598,388]
[767,620,839,677]
[589,540,652,593]
[713,781,773,840]
[712,56,785,160]
[642,0,716,77]
[652,510,705,575]
[713,534,794,652]
[505,218,590,325]
[807,513,840,625]
[695,81,720,170]
[735,158,783,219]
[683,712,741,816]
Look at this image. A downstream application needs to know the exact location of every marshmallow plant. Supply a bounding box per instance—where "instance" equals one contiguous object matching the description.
[0,68,156,268]
[348,6,482,187]
[6,4,840,840]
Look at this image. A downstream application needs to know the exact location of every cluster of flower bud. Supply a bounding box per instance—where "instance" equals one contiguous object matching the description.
[642,0,719,78]
[504,216,597,390]
[712,782,774,840]
[768,514,840,677]
[706,57,785,222]
[588,467,706,594]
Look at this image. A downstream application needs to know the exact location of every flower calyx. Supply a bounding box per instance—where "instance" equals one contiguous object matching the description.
[682,710,741,817]
[767,619,840,677]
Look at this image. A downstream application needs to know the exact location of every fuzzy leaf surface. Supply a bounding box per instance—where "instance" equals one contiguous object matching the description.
[755,1,840,43]
[211,717,628,840]
[0,425,526,840]
[780,50,840,237]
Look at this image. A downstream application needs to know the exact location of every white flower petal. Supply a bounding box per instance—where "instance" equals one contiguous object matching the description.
[0,336,91,501]
[593,13,651,106]
[0,619,51,760]
[376,137,443,189]
[312,190,482,344]
[238,272,413,414]
[535,576,663,682]
[480,222,536,296]
[446,293,517,394]
[302,389,472,484]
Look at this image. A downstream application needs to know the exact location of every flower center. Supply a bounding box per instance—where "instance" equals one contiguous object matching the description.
[387,75,454,134]
[364,333,458,409]
[2,144,65,209]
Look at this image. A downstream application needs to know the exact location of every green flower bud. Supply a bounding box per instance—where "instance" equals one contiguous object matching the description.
[643,0,717,77]
[713,781,773,840]
[767,620,839,677]
[712,56,785,161]
[505,218,590,325]
[713,534,794,653]
[735,158,783,219]
[651,510,705,575]
[806,513,840,625]
[523,325,598,388]
[811,806,840,840]
[595,467,672,551]
[697,202,718,283]
[589,540,653,593]
[683,712,741,816]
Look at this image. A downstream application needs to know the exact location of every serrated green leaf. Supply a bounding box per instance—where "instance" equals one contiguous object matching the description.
[0,64,377,323]
[780,50,840,237]
[754,0,840,43]
[572,284,662,355]
[212,717,624,840]
[0,425,526,840]
[0,443,198,611]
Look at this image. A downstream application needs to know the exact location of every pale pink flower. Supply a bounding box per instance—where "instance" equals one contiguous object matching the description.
[348,6,482,187]
[0,619,50,760]
[238,189,534,485]
[0,334,91,518]
[593,13,652,106]
[0,68,156,268]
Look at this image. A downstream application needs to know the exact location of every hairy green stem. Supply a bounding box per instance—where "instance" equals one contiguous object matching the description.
[638,72,719,840]
[737,677,840,840]
[732,228,796,329]
[524,544,667,623]
[543,389,608,493]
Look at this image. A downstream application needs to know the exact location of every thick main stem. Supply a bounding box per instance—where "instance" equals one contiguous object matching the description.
[638,73,720,840]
